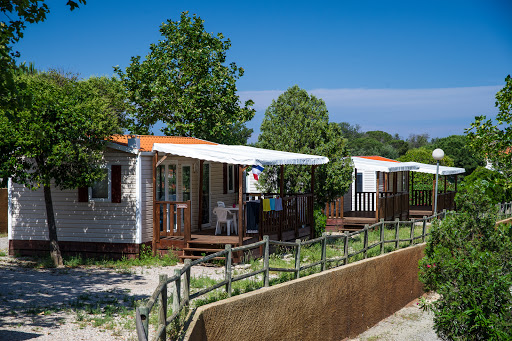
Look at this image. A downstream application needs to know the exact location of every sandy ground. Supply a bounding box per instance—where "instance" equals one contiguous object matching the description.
[0,238,440,340]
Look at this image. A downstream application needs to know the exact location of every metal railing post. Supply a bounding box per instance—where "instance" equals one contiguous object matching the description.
[295,239,301,279]
[158,274,167,341]
[321,232,327,271]
[263,236,270,287]
[225,244,232,297]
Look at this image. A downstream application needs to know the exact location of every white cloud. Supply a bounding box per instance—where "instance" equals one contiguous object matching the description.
[239,85,501,142]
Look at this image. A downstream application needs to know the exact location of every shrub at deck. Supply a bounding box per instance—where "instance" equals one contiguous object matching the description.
[419,180,512,340]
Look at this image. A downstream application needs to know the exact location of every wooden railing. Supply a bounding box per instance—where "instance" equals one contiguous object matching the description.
[136,211,449,341]
[410,189,432,206]
[355,192,375,211]
[244,193,313,239]
[378,192,409,221]
[325,197,344,219]
[153,200,191,244]
[435,191,456,213]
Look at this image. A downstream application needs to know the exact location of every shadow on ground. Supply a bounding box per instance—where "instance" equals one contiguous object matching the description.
[0,262,149,330]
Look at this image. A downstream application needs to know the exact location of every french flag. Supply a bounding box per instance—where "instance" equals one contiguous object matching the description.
[252,165,264,180]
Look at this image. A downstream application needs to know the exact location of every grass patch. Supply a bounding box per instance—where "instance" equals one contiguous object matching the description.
[14,244,179,269]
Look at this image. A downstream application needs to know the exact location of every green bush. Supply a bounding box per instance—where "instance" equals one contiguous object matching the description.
[419,180,512,340]
[313,206,327,237]
[460,166,512,204]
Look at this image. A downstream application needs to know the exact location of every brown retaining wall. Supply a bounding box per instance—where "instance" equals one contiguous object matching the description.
[186,243,426,341]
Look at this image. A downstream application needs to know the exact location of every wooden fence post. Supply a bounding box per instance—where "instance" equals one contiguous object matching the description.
[394,218,400,249]
[422,216,427,242]
[363,225,369,259]
[410,220,415,245]
[295,239,301,279]
[183,259,191,305]
[158,274,167,341]
[139,306,149,340]
[343,232,349,265]
[321,232,327,271]
[172,269,181,315]
[225,244,232,297]
[263,236,270,287]
[379,219,385,254]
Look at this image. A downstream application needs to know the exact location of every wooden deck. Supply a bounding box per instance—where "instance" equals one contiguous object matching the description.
[409,205,433,218]
[156,226,312,262]
[326,211,377,231]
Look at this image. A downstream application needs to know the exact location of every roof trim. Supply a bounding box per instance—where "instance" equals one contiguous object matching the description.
[152,143,329,166]
[407,162,466,175]
[106,141,138,154]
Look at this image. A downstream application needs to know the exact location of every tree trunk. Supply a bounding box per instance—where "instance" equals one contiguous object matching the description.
[43,184,63,267]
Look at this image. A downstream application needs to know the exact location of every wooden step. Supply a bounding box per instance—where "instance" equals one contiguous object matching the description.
[179,255,226,260]
[187,240,241,246]
[183,247,224,253]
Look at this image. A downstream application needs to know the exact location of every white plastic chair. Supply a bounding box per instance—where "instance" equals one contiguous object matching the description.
[213,207,235,235]
[217,201,225,207]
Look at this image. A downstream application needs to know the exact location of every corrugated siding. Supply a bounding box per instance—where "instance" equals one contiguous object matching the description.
[11,150,138,243]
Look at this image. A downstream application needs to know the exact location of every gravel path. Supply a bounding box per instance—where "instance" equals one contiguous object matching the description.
[348,293,441,341]
[0,238,440,340]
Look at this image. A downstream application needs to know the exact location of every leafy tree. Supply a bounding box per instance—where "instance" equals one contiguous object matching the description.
[419,181,512,339]
[365,130,394,144]
[466,75,512,189]
[338,122,363,140]
[460,166,512,204]
[257,85,353,206]
[348,136,399,159]
[406,133,430,149]
[0,70,125,266]
[1,1,85,108]
[115,11,255,145]
[431,135,484,175]
[389,138,409,156]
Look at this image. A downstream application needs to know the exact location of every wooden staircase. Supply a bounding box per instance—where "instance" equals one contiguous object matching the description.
[179,239,242,262]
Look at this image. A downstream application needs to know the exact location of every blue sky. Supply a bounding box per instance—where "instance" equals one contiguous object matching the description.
[13,0,512,142]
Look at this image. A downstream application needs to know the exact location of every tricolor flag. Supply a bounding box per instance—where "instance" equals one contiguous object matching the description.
[252,165,264,180]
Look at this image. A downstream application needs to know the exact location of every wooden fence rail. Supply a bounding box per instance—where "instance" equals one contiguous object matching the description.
[136,201,512,341]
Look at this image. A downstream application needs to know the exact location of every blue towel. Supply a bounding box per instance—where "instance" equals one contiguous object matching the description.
[275,198,283,211]
[269,198,276,211]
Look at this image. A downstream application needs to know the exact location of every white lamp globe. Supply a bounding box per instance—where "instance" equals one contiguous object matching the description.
[432,148,445,161]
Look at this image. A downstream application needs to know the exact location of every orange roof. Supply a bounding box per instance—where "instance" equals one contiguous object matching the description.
[110,135,217,152]
[355,156,400,163]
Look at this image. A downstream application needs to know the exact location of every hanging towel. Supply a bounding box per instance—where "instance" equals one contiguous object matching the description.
[246,201,260,233]
[269,198,276,211]
[275,197,283,211]
[262,198,271,212]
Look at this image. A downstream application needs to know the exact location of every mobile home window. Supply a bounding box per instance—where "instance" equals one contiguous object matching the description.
[90,167,110,201]
[356,173,363,193]
[228,164,235,193]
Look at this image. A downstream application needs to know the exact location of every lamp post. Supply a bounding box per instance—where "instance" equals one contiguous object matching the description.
[432,148,445,214]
